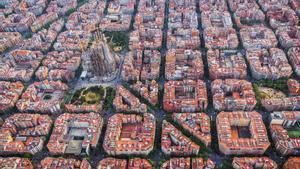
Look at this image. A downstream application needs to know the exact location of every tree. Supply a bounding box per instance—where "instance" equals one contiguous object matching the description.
[104,31,129,50]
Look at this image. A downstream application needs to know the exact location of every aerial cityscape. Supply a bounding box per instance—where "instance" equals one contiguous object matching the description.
[0,0,300,168]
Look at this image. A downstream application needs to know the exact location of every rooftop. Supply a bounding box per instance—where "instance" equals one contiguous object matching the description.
[212,79,257,111]
[283,157,300,169]
[172,112,211,146]
[103,113,155,155]
[232,157,278,169]
[165,49,204,80]
[270,111,300,155]
[0,49,44,82]
[113,85,147,113]
[217,111,270,155]
[98,158,152,169]
[0,81,24,112]
[161,120,200,156]
[16,80,68,113]
[246,48,292,80]
[0,157,33,169]
[207,49,247,79]
[0,113,52,155]
[204,27,239,49]
[39,157,91,169]
[240,26,278,49]
[287,47,300,77]
[121,50,161,82]
[47,112,103,155]
[163,80,207,112]
[161,157,215,169]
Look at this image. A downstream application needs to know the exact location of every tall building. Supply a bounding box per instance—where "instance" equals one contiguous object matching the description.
[82,32,120,80]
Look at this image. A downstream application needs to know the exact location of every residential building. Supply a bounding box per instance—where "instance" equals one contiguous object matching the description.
[276,26,300,49]
[161,157,215,169]
[46,0,77,16]
[172,113,211,146]
[100,14,131,31]
[23,19,65,52]
[240,26,278,49]
[47,112,103,155]
[165,49,204,80]
[127,158,152,169]
[270,111,300,155]
[39,157,91,169]
[66,0,106,32]
[100,0,134,31]
[204,27,239,49]
[267,7,298,30]
[228,0,260,12]
[246,48,292,80]
[0,113,52,155]
[290,0,300,16]
[103,113,156,155]
[207,50,247,79]
[0,32,22,53]
[0,157,33,169]
[0,49,44,82]
[130,80,159,105]
[161,120,200,156]
[163,80,208,112]
[98,158,152,169]
[0,81,24,113]
[199,0,228,12]
[258,0,289,12]
[31,12,58,32]
[232,157,278,169]
[233,5,265,28]
[0,0,19,15]
[113,85,148,113]
[169,0,198,29]
[201,10,233,29]
[211,79,256,111]
[121,50,160,81]
[167,28,200,49]
[283,157,300,169]
[129,28,163,50]
[134,0,165,29]
[36,50,81,82]
[98,158,126,169]
[0,12,36,32]
[53,30,91,52]
[16,80,68,113]
[15,0,48,16]
[217,111,270,155]
[287,47,300,77]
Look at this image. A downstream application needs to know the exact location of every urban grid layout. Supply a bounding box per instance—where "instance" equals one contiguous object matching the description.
[0,0,300,168]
